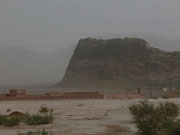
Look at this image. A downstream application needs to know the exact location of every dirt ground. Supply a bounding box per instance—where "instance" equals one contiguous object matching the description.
[0,98,180,135]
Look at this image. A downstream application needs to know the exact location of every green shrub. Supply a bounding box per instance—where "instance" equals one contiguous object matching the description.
[0,114,20,126]
[39,107,49,114]
[41,129,49,135]
[6,109,11,113]
[25,114,53,125]
[0,115,7,125]
[167,120,180,135]
[3,116,20,126]
[129,100,179,135]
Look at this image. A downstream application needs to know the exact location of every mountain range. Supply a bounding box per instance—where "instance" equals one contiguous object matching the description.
[0,45,75,87]
[0,34,179,87]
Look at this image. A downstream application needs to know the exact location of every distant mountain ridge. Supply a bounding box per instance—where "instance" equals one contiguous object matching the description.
[0,34,179,87]
[0,45,75,87]
[57,38,180,90]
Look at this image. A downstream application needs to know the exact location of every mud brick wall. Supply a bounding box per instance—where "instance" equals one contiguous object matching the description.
[0,92,104,101]
[167,92,180,98]
[104,94,144,99]
[60,92,104,99]
[61,92,104,99]
[0,92,145,101]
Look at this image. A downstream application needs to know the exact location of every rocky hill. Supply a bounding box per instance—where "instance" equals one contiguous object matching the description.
[57,38,180,90]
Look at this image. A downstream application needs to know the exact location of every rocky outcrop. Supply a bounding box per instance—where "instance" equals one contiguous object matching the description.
[57,38,180,90]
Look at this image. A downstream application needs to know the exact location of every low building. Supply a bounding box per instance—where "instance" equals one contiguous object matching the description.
[9,89,26,97]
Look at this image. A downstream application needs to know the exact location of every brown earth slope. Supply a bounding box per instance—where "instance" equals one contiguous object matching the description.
[57,38,180,90]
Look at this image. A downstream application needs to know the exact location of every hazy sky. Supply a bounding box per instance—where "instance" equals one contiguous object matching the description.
[0,0,180,53]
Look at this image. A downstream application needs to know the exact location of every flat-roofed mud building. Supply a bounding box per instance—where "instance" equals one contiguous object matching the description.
[9,89,26,96]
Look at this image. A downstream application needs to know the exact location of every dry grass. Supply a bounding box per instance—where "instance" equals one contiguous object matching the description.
[77,103,84,107]
[82,116,103,120]
[104,125,130,135]
[71,116,103,121]
[86,124,130,135]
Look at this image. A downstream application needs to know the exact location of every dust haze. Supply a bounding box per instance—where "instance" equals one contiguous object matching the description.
[0,0,180,86]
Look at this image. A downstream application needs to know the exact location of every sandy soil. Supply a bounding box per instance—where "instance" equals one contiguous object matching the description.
[0,98,180,135]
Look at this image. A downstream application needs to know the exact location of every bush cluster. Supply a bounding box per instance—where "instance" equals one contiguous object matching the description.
[0,107,54,127]
[129,100,180,135]
[0,115,20,126]
[25,107,54,125]
[25,114,53,125]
